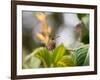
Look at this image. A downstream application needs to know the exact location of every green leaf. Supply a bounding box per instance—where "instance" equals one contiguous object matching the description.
[23,47,51,68]
[23,55,41,69]
[81,15,89,29]
[33,47,51,68]
[56,55,76,67]
[83,51,89,66]
[51,44,66,64]
[51,44,74,67]
[77,14,87,20]
[74,44,89,66]
[23,44,89,68]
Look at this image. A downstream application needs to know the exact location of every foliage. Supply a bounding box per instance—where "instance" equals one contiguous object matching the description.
[77,14,89,44]
[73,45,89,66]
[23,44,89,68]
